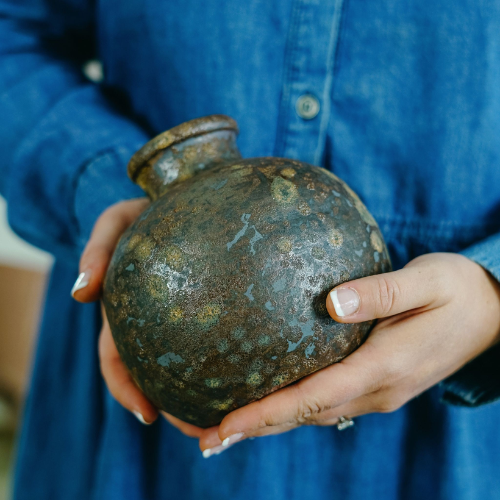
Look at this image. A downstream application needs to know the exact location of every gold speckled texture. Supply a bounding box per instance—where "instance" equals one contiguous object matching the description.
[103,117,392,428]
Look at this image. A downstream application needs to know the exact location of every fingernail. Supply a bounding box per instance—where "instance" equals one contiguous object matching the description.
[222,432,244,447]
[133,411,151,425]
[71,270,91,297]
[202,444,227,458]
[330,288,360,317]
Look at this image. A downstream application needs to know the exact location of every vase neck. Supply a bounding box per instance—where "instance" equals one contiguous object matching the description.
[128,115,241,200]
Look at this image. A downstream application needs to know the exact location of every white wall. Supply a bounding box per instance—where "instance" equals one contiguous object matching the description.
[0,196,53,271]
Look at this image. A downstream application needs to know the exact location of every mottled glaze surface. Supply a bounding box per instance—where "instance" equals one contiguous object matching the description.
[103,116,391,428]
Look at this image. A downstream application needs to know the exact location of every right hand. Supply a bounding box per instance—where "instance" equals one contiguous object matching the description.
[71,198,203,437]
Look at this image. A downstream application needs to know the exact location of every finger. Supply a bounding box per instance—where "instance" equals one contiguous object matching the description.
[72,198,149,302]
[200,420,297,451]
[99,309,158,424]
[161,411,204,439]
[307,391,401,426]
[217,344,381,442]
[199,421,298,457]
[198,426,223,451]
[326,256,449,323]
[198,425,231,458]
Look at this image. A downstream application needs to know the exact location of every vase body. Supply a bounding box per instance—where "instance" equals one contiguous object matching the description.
[103,115,392,428]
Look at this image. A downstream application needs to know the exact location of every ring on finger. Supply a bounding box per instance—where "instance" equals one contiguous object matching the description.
[337,416,355,431]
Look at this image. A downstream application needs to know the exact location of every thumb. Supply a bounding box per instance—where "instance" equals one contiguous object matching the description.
[326,258,444,322]
[72,198,149,303]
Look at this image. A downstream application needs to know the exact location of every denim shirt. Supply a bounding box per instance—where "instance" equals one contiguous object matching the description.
[1,0,500,499]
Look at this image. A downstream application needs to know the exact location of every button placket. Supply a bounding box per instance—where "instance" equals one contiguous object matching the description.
[274,0,346,166]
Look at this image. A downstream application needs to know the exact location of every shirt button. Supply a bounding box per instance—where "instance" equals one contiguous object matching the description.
[296,94,320,120]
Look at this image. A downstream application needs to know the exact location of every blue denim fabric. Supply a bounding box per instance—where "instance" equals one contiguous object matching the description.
[1,0,500,498]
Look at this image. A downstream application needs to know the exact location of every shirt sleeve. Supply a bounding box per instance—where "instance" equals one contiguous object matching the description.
[440,232,500,407]
[0,0,150,261]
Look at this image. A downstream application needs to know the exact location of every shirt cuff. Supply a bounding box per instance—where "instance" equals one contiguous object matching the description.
[440,232,500,407]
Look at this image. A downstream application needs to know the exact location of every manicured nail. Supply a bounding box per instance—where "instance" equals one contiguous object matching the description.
[222,432,244,447]
[202,445,226,458]
[133,411,151,425]
[330,288,360,317]
[71,270,91,297]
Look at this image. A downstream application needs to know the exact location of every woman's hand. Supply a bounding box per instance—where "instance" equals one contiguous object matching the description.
[199,253,500,457]
[71,198,204,436]
[71,205,500,456]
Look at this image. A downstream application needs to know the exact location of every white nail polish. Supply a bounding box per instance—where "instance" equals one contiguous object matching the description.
[133,411,150,425]
[330,288,360,317]
[330,290,345,317]
[71,270,91,297]
[222,432,244,447]
[202,444,228,458]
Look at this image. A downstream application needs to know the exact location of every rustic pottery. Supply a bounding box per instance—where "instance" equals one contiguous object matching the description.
[103,115,392,428]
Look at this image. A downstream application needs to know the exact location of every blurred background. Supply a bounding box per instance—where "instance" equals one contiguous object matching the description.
[0,195,53,500]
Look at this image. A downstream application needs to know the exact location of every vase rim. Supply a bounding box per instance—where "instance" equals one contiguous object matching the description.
[127,114,239,182]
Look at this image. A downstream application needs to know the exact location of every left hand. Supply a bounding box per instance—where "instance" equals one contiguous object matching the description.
[199,253,500,457]
[72,198,204,437]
